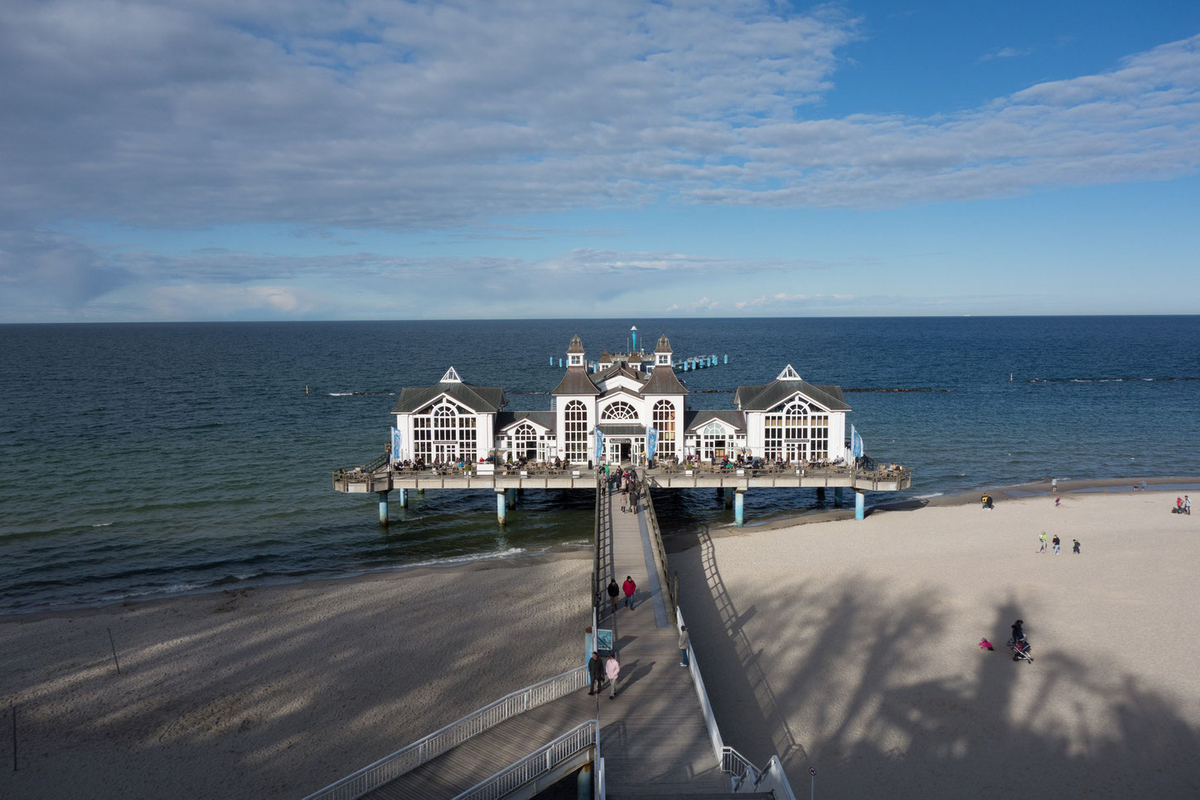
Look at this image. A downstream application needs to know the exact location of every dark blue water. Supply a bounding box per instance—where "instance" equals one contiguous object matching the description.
[1,317,1197,612]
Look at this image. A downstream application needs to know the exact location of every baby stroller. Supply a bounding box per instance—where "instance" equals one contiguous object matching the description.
[1007,637,1034,663]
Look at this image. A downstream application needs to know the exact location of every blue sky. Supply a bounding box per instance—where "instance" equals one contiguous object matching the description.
[1,0,1198,321]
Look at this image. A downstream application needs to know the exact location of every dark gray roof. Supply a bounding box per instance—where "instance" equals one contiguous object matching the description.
[655,334,672,353]
[552,368,601,395]
[392,382,507,414]
[496,411,556,432]
[567,335,585,354]
[734,379,851,412]
[595,364,644,384]
[685,409,746,432]
[641,366,688,395]
[595,423,646,436]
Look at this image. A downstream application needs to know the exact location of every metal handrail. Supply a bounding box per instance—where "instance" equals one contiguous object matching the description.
[453,719,598,800]
[639,480,677,623]
[302,665,589,800]
[721,746,763,790]
[593,470,604,615]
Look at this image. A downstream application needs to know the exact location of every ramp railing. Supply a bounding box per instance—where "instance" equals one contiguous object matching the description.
[677,607,797,799]
[453,718,599,800]
[638,474,678,625]
[302,665,589,800]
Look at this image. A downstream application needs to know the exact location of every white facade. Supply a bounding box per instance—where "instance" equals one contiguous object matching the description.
[390,340,853,467]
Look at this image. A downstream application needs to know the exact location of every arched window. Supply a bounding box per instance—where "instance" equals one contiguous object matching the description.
[510,422,540,461]
[764,397,827,462]
[413,400,476,462]
[564,400,588,465]
[600,400,637,420]
[701,421,728,461]
[653,400,675,460]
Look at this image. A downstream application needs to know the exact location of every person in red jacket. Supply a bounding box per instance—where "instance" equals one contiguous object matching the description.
[622,576,637,610]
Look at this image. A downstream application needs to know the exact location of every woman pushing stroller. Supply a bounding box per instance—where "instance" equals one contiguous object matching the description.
[1009,619,1033,662]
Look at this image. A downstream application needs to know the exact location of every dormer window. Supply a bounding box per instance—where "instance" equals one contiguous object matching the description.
[569,355,582,366]
[657,353,669,365]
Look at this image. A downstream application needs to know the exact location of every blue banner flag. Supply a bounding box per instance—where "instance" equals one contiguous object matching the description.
[594,428,604,461]
[851,425,864,459]
[647,427,658,460]
[391,427,403,461]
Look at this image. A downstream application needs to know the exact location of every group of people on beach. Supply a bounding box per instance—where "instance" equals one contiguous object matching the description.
[1037,531,1080,554]
[1174,496,1191,515]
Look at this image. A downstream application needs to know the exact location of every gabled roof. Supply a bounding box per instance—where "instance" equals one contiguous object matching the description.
[685,409,746,432]
[598,384,643,401]
[640,366,688,395]
[567,335,585,354]
[496,411,556,432]
[595,363,643,383]
[734,378,850,412]
[392,381,507,414]
[552,368,601,395]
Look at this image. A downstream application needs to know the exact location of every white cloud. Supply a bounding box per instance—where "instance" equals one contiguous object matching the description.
[979,46,1032,62]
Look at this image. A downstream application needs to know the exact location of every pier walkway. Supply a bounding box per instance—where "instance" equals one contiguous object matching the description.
[362,690,596,800]
[598,487,730,796]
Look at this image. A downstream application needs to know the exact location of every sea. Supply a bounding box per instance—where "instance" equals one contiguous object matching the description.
[2,316,1198,614]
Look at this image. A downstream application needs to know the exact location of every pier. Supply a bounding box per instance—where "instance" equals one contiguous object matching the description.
[307,473,797,799]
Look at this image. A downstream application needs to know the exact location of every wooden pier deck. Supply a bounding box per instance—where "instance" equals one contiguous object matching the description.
[361,690,597,799]
[598,488,731,797]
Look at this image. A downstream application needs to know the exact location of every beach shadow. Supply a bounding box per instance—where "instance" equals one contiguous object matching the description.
[672,541,1200,798]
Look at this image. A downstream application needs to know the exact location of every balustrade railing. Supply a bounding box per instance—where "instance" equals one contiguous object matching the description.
[453,719,598,800]
[302,665,589,800]
[639,479,677,623]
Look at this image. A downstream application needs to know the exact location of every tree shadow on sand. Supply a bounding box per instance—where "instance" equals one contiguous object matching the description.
[672,527,1200,799]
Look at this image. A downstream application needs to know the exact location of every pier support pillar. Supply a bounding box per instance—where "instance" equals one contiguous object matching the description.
[377,491,389,526]
[496,490,507,526]
[397,488,408,508]
[577,762,592,799]
[506,488,516,509]
[816,487,826,504]
[735,489,745,527]
[724,487,733,509]
[855,491,866,521]
[834,487,843,507]
[417,488,425,495]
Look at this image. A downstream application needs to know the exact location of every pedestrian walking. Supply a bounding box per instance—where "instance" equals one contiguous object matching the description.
[1073,538,1081,554]
[1055,496,1061,507]
[622,575,637,610]
[1038,531,1047,553]
[1186,495,1192,515]
[1052,478,1057,494]
[606,652,620,699]
[1052,534,1061,555]
[607,578,620,614]
[678,625,689,667]
[588,651,604,695]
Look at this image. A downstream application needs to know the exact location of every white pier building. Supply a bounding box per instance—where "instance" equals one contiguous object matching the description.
[335,333,910,525]
[389,334,851,468]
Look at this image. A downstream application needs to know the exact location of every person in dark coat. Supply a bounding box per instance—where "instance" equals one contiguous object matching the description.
[588,651,604,695]
[607,578,620,614]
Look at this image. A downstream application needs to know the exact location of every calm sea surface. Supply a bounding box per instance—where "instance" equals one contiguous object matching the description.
[1,317,1197,612]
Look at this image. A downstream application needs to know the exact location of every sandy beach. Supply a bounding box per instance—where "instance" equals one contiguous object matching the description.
[675,488,1200,798]
[4,487,1198,799]
[1,555,591,799]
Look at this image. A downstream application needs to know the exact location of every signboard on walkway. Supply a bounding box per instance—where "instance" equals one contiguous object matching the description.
[596,628,614,654]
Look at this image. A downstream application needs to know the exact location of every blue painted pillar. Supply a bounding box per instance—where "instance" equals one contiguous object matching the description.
[856,491,866,520]
[397,487,408,508]
[735,489,745,526]
[834,487,843,507]
[724,354,728,364]
[497,490,507,525]
[378,491,389,525]
[577,761,592,799]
